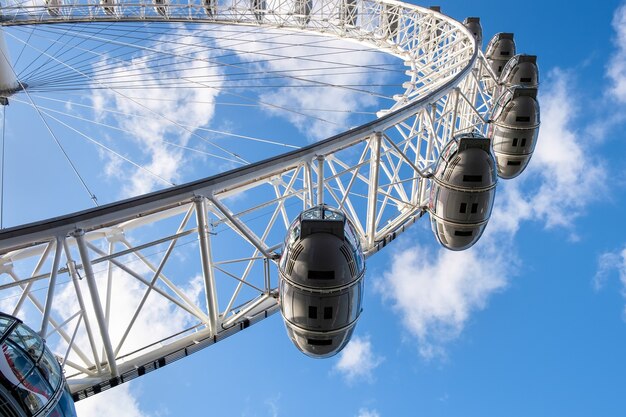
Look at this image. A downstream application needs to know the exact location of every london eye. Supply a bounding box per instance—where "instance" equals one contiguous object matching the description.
[0,0,540,414]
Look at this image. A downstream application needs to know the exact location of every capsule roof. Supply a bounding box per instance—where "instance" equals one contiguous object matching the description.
[492,87,540,127]
[434,135,496,190]
[485,32,515,59]
[500,54,539,88]
[463,17,483,47]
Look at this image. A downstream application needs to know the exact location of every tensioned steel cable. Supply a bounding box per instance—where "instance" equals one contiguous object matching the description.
[15,23,399,100]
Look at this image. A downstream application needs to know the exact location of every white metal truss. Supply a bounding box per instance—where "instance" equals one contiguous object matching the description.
[0,0,500,401]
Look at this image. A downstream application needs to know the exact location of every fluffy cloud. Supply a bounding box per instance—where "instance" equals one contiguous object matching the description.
[608,2,626,102]
[381,241,509,359]
[91,28,225,197]
[334,335,384,382]
[75,383,149,417]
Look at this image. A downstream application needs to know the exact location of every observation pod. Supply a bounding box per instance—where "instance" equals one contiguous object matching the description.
[0,313,77,417]
[463,17,483,48]
[428,134,497,251]
[278,205,365,358]
[499,54,539,89]
[489,87,540,179]
[484,33,516,85]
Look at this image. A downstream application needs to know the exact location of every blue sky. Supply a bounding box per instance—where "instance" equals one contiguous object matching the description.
[3,0,626,416]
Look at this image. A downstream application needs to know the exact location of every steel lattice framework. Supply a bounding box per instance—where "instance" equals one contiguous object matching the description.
[0,0,499,401]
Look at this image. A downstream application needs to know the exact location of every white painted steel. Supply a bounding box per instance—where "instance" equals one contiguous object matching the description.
[0,0,502,401]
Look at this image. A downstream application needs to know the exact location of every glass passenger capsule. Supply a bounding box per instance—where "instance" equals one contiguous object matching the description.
[463,17,483,48]
[499,54,539,89]
[278,205,365,358]
[428,134,497,251]
[484,33,516,89]
[0,313,77,417]
[489,86,541,179]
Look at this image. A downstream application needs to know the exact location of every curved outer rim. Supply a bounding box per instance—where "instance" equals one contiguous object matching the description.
[0,0,479,397]
[0,9,478,253]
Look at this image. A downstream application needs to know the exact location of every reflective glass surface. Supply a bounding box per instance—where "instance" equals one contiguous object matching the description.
[0,317,13,338]
[48,386,77,417]
[301,205,345,221]
[0,314,77,417]
[9,325,44,363]
[1,342,34,382]
[16,367,53,415]
[38,350,61,392]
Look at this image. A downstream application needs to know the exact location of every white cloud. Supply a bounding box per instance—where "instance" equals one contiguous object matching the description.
[91,28,224,197]
[264,393,281,417]
[608,2,626,102]
[593,249,626,290]
[380,66,609,358]
[523,69,607,229]
[356,408,381,417]
[75,383,149,417]
[53,257,204,371]
[216,30,390,141]
[334,335,384,382]
[380,239,509,359]
[594,246,626,318]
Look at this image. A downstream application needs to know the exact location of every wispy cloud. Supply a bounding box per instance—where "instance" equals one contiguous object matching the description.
[356,408,381,417]
[594,246,626,319]
[334,335,384,382]
[264,393,281,417]
[91,28,224,198]
[607,2,626,102]
[216,30,390,141]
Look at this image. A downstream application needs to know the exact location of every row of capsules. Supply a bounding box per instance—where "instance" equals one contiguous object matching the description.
[276,11,542,360]
[428,17,541,251]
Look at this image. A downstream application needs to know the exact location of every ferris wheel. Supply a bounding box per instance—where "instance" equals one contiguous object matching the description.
[0,0,540,414]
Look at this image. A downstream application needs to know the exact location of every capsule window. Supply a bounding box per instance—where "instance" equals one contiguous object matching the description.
[308,338,333,346]
[500,51,510,56]
[507,161,522,166]
[520,77,532,83]
[512,138,518,147]
[324,307,333,320]
[471,203,478,214]
[516,116,531,122]
[463,175,482,182]
[308,270,335,280]
[459,203,467,213]
[521,138,527,147]
[454,230,473,237]
[308,306,318,319]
